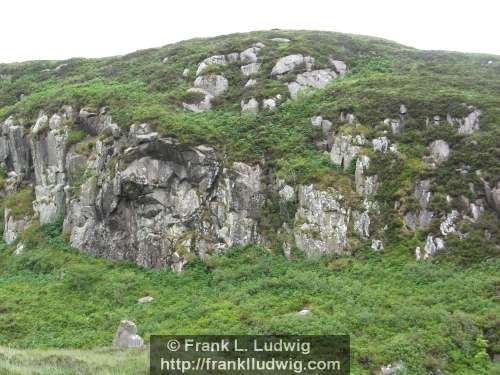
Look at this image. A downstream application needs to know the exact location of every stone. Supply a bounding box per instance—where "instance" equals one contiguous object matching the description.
[162,57,169,64]
[286,82,303,100]
[297,309,311,316]
[271,54,314,76]
[138,296,154,304]
[340,112,356,124]
[384,118,403,134]
[371,239,384,251]
[321,120,332,136]
[423,235,445,258]
[112,320,144,348]
[241,98,259,114]
[3,208,30,244]
[415,246,422,261]
[440,210,459,236]
[447,108,481,135]
[240,47,259,64]
[262,98,276,110]
[241,63,261,76]
[226,52,239,63]
[244,79,257,87]
[355,155,377,197]
[32,112,49,135]
[295,69,337,89]
[310,116,323,127]
[294,185,350,257]
[429,140,450,165]
[14,242,25,256]
[354,210,370,239]
[400,104,407,115]
[372,137,390,153]
[330,134,365,170]
[329,58,347,76]
[196,55,227,76]
[182,68,190,77]
[379,361,405,375]
[193,75,228,97]
[183,88,213,113]
[271,38,290,43]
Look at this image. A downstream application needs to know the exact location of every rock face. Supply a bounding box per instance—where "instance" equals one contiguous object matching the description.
[241,98,259,113]
[330,134,366,170]
[447,108,481,135]
[112,320,144,348]
[196,55,227,76]
[271,54,314,76]
[294,185,350,257]
[428,140,450,165]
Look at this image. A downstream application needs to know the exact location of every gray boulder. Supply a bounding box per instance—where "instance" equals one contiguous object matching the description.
[196,55,227,76]
[112,320,144,348]
[241,63,261,76]
[271,54,314,76]
[429,140,451,165]
[241,98,259,113]
[193,75,228,97]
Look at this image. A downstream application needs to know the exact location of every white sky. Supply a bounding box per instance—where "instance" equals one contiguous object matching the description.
[1,0,499,63]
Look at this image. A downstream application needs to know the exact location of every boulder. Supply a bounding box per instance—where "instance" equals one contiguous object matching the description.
[446,108,481,135]
[262,98,276,110]
[182,68,190,77]
[379,361,405,375]
[240,47,259,64]
[295,69,337,89]
[193,75,228,97]
[196,55,227,76]
[297,309,311,316]
[330,134,365,170]
[244,79,257,87]
[371,239,384,251]
[271,38,290,43]
[329,58,347,76]
[226,52,239,63]
[138,296,154,304]
[428,140,450,165]
[241,63,261,76]
[372,137,390,153]
[241,98,259,113]
[271,54,314,76]
[112,320,144,348]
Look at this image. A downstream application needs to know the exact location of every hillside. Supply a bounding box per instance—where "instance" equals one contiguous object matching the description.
[0,30,499,374]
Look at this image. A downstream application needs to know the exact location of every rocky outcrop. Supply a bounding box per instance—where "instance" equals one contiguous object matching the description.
[196,55,227,76]
[3,208,30,244]
[446,107,481,135]
[329,134,366,170]
[294,185,350,257]
[271,54,314,76]
[241,98,259,113]
[404,179,433,231]
[1,116,31,175]
[428,140,450,165]
[241,63,261,76]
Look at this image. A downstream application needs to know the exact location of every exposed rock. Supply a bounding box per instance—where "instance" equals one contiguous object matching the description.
[271,54,314,76]
[1,116,31,175]
[355,155,377,197]
[423,235,445,258]
[271,38,290,43]
[241,98,259,113]
[182,68,190,77]
[379,361,405,375]
[294,185,350,256]
[329,58,347,76]
[297,309,311,316]
[244,79,257,87]
[4,208,30,244]
[295,69,337,89]
[183,88,213,113]
[310,116,323,127]
[405,180,434,231]
[371,239,384,251]
[399,104,407,115]
[138,296,154,304]
[330,134,365,170]
[428,140,450,165]
[440,210,459,236]
[262,98,276,110]
[415,246,422,261]
[340,112,356,124]
[226,52,239,63]
[112,320,144,348]
[446,108,481,135]
[193,75,228,97]
[372,137,390,153]
[240,47,260,64]
[384,118,403,134]
[276,179,295,202]
[354,210,370,239]
[196,55,227,76]
[286,82,303,100]
[241,63,261,76]
[482,180,500,214]
[14,242,25,256]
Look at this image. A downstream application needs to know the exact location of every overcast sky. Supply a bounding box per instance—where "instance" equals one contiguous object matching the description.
[1,0,499,63]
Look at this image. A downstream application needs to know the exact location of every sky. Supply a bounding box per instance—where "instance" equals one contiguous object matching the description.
[1,0,499,63]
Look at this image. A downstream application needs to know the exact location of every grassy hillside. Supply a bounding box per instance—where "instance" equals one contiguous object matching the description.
[0,222,498,374]
[1,30,500,374]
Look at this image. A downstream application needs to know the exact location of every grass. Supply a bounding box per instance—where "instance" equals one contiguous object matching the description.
[0,346,147,375]
[0,222,498,374]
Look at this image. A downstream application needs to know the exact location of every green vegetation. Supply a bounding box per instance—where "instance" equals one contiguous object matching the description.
[0,30,499,374]
[0,222,498,374]
[0,346,147,375]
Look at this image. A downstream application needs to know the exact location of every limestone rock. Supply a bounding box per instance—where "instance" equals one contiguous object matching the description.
[372,137,390,153]
[241,63,261,76]
[240,47,260,64]
[355,155,377,197]
[294,185,350,256]
[182,68,190,77]
[14,242,25,256]
[330,134,365,170]
[196,55,227,76]
[423,235,445,258]
[428,140,450,165]
[226,52,239,63]
[241,98,259,113]
[297,309,311,316]
[271,54,314,76]
[329,58,347,76]
[295,69,337,89]
[183,88,213,113]
[379,361,405,375]
[262,98,276,110]
[447,108,481,135]
[193,75,228,97]
[371,239,384,251]
[245,79,257,87]
[354,210,370,239]
[138,296,154,304]
[112,320,144,348]
[271,38,290,43]
[4,208,30,244]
